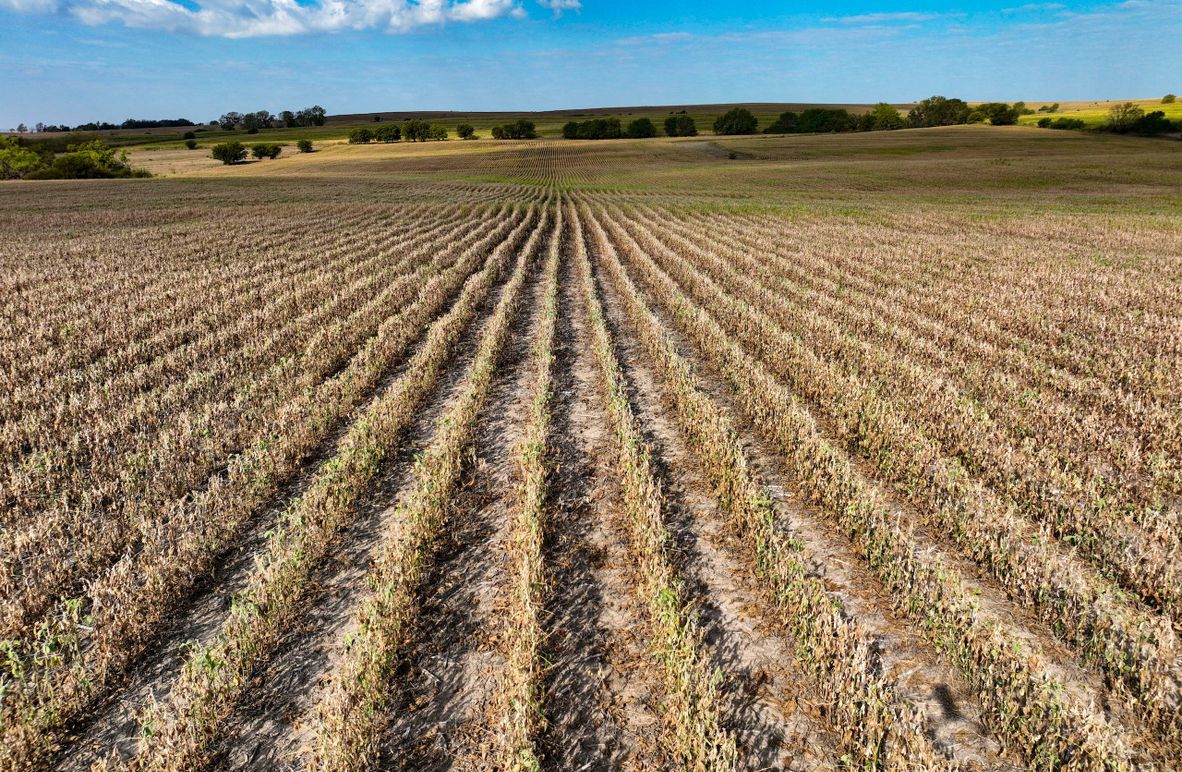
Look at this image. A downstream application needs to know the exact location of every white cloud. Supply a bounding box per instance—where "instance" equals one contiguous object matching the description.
[537,0,577,11]
[1001,3,1066,13]
[821,11,945,26]
[0,0,526,36]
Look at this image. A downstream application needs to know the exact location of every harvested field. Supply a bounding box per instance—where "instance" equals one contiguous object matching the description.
[1,125,1180,770]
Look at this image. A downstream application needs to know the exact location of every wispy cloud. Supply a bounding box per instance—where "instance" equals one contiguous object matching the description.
[1001,3,1066,13]
[537,0,578,14]
[0,0,527,36]
[820,11,946,26]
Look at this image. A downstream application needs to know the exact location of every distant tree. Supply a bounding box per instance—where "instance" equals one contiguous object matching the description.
[1130,110,1174,135]
[16,123,27,133]
[241,113,261,132]
[219,112,243,131]
[373,124,401,142]
[867,102,904,130]
[907,96,970,128]
[280,110,298,127]
[211,141,247,164]
[966,110,987,124]
[34,122,45,133]
[427,124,448,140]
[348,127,373,144]
[297,139,314,153]
[184,138,198,150]
[402,120,430,141]
[664,115,697,137]
[713,108,758,135]
[305,105,327,126]
[183,131,196,140]
[796,108,852,133]
[1106,102,1145,133]
[1037,117,1053,128]
[490,120,537,140]
[564,118,621,140]
[1038,103,1060,113]
[456,124,476,139]
[626,118,657,138]
[978,102,1021,126]
[1164,94,1178,104]
[1048,117,1085,130]
[373,114,383,122]
[764,112,797,133]
[1011,101,1035,116]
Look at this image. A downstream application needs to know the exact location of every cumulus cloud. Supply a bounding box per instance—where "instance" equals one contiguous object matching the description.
[0,0,526,36]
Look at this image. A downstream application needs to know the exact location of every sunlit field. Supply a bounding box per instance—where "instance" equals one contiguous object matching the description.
[1,125,1180,770]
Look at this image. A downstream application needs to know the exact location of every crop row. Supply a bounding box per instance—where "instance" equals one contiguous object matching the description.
[602,203,1181,738]
[588,200,1140,768]
[0,204,537,771]
[126,201,542,771]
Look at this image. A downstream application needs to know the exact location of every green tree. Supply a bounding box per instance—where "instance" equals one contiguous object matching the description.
[713,108,758,135]
[297,139,314,153]
[0,136,46,179]
[456,124,476,139]
[868,102,904,130]
[626,118,657,138]
[907,96,970,128]
[184,139,198,150]
[373,124,401,142]
[348,127,373,144]
[211,141,247,164]
[978,103,1021,126]
[218,112,242,131]
[1163,94,1177,104]
[664,115,697,137]
[563,121,580,139]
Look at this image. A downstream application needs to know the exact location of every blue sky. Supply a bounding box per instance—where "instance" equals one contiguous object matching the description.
[1,1,1179,128]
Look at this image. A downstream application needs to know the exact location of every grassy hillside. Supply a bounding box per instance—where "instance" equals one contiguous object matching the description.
[1018,98,1182,127]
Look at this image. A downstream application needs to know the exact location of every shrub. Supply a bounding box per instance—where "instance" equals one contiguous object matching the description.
[626,118,657,138]
[1038,103,1060,113]
[373,124,401,143]
[348,127,373,144]
[491,126,505,139]
[1130,110,1174,135]
[1048,117,1085,130]
[907,96,970,127]
[1038,117,1053,128]
[427,124,448,141]
[1163,94,1177,104]
[250,143,282,159]
[211,141,247,164]
[24,139,150,178]
[297,139,314,153]
[456,124,476,139]
[184,139,198,150]
[713,108,758,135]
[664,115,698,137]
[562,121,579,140]
[183,131,197,140]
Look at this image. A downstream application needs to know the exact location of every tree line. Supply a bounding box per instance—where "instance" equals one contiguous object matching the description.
[217,106,327,133]
[0,137,150,180]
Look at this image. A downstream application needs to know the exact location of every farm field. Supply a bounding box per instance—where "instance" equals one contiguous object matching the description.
[1,125,1181,770]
